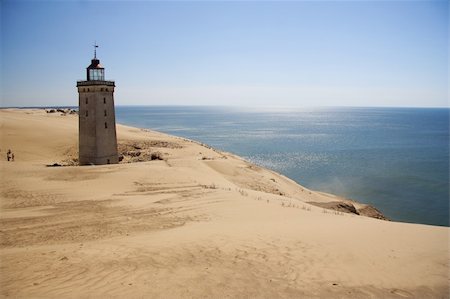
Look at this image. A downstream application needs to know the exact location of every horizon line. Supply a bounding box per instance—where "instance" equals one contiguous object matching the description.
[1,104,449,109]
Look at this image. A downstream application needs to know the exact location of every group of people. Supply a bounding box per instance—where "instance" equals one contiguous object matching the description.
[6,149,14,162]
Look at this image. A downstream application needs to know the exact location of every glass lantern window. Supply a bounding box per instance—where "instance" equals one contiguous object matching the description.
[89,69,104,80]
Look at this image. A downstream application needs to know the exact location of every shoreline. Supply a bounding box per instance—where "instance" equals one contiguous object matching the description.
[0,108,448,298]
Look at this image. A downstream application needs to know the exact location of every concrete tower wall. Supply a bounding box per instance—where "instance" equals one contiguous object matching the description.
[78,84,118,165]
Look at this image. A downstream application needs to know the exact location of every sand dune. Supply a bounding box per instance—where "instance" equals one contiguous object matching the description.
[0,109,448,298]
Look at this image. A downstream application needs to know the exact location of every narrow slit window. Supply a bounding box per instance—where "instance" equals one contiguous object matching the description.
[105,122,108,129]
[85,98,88,104]
[104,110,107,116]
[103,98,106,104]
[87,88,90,92]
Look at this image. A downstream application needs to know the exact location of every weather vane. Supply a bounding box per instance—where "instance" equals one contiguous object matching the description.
[94,41,99,59]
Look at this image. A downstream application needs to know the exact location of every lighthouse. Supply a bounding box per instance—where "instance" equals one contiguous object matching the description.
[76,44,118,165]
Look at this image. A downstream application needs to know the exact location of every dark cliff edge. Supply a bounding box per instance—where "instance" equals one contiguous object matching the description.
[308,201,389,221]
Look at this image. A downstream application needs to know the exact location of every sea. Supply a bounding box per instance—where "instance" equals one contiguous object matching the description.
[115,106,449,227]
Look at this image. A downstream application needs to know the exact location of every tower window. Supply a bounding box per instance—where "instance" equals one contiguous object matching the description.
[104,110,107,116]
[87,88,90,92]
[105,122,108,129]
[85,98,88,104]
[103,98,106,104]
[86,110,88,117]
[106,88,108,92]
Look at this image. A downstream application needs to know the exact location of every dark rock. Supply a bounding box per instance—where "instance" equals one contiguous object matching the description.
[127,151,141,157]
[358,205,389,220]
[150,152,164,160]
[308,201,359,215]
[47,163,62,167]
[308,200,389,221]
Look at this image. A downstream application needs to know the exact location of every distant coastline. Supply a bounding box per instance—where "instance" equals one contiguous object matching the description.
[1,105,449,109]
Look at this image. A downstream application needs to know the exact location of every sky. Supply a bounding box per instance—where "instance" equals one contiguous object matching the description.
[1,0,448,107]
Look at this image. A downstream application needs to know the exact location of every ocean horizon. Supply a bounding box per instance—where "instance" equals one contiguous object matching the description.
[112,105,449,227]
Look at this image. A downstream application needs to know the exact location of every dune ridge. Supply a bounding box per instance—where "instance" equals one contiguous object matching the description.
[0,109,448,298]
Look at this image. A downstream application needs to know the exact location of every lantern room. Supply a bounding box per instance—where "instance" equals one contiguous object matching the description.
[86,57,105,81]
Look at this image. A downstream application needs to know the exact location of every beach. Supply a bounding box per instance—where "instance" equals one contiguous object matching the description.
[0,109,448,298]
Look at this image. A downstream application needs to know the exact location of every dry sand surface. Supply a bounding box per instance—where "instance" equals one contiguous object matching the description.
[0,109,448,298]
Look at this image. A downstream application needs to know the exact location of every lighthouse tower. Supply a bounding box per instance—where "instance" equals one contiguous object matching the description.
[77,45,118,165]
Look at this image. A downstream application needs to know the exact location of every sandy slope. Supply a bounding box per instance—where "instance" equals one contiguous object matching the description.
[0,109,448,298]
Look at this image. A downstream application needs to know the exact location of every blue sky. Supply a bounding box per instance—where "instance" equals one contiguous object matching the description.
[1,0,448,107]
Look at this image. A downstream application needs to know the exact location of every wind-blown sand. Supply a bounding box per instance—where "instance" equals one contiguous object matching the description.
[0,109,448,298]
